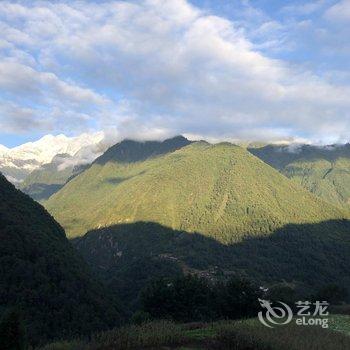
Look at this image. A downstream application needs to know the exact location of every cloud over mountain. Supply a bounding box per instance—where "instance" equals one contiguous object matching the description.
[0,0,349,143]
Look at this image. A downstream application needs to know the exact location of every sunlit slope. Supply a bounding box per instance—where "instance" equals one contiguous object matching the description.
[250,144,350,210]
[46,141,347,240]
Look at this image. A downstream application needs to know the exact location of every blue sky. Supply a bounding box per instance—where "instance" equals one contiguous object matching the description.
[0,0,349,147]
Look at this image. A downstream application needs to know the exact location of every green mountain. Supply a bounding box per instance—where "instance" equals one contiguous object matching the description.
[46,137,346,240]
[249,144,350,210]
[44,137,350,301]
[20,154,87,202]
[0,173,121,345]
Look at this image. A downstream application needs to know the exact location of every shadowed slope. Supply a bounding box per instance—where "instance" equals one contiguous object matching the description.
[20,154,88,201]
[95,135,192,165]
[0,174,121,345]
[74,220,350,306]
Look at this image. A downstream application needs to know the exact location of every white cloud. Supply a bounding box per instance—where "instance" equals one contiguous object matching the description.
[0,0,349,143]
[282,0,328,15]
[0,61,108,105]
[325,0,350,20]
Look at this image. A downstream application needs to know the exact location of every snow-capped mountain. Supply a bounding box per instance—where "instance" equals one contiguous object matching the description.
[0,144,9,155]
[0,132,110,184]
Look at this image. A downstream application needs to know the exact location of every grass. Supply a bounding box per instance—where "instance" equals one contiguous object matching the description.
[38,316,350,350]
[329,315,350,336]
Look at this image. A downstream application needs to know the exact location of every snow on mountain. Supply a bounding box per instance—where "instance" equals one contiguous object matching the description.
[0,132,110,184]
[0,144,9,155]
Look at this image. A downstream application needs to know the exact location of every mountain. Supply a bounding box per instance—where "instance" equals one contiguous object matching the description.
[0,132,108,184]
[249,144,350,210]
[44,137,350,305]
[46,137,346,240]
[19,154,88,202]
[0,173,121,345]
[0,144,8,154]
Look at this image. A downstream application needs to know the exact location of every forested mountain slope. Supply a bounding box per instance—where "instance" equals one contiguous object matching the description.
[20,154,87,202]
[46,138,347,241]
[249,144,350,210]
[45,137,350,306]
[0,174,121,345]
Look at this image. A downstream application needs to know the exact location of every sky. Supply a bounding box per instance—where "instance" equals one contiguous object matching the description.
[0,0,350,147]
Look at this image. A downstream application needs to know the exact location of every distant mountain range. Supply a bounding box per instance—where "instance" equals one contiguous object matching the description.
[0,132,109,184]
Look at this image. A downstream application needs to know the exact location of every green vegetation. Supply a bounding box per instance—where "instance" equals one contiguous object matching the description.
[45,137,350,306]
[20,154,87,202]
[46,138,347,240]
[249,144,350,210]
[75,218,350,309]
[38,317,350,350]
[139,275,262,322]
[0,174,121,346]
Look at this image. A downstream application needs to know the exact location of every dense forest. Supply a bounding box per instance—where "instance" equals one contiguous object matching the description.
[46,139,347,240]
[0,174,121,346]
[249,144,350,210]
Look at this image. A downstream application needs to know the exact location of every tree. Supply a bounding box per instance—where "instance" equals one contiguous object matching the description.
[316,284,348,305]
[140,275,214,321]
[216,277,262,319]
[0,308,27,350]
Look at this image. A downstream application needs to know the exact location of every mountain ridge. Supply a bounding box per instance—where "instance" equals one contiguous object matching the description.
[46,137,348,240]
[249,143,350,210]
[0,132,108,184]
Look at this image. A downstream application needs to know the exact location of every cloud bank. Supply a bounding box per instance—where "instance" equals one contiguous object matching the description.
[0,0,349,144]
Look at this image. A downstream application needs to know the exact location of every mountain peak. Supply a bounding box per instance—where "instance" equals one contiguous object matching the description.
[95,135,192,165]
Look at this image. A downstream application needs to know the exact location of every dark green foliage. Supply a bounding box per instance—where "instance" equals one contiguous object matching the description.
[140,275,262,322]
[140,275,216,322]
[0,308,26,350]
[0,174,122,345]
[216,278,262,320]
[130,311,152,325]
[315,284,349,304]
[75,220,350,310]
[265,283,299,305]
[95,135,191,165]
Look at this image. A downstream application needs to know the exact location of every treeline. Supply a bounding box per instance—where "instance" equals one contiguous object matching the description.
[1,275,348,349]
[133,275,349,324]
